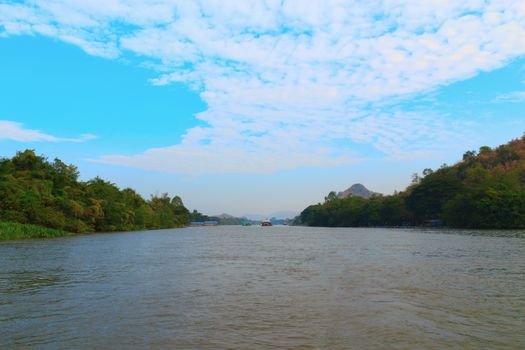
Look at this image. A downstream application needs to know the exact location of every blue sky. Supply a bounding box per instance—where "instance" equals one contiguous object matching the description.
[1,1,525,217]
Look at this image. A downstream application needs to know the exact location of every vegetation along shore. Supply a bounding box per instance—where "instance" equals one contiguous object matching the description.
[298,134,525,229]
[0,150,191,240]
[0,221,73,240]
[2,133,525,240]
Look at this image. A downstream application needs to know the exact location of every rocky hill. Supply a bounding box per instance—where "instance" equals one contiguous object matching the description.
[337,183,380,199]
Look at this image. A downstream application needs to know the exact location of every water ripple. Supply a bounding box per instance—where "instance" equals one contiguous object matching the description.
[1,226,524,349]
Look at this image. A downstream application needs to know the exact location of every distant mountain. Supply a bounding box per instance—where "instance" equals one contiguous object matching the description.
[215,213,235,219]
[243,214,266,221]
[243,211,298,221]
[268,211,299,220]
[337,183,380,199]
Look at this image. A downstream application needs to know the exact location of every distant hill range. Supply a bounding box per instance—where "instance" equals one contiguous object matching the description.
[215,213,235,219]
[209,212,296,225]
[337,183,381,199]
[243,211,298,221]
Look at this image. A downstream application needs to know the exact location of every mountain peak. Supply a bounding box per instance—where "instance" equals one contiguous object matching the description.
[337,183,380,199]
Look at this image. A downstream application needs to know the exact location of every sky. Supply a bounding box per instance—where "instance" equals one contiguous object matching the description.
[1,0,525,218]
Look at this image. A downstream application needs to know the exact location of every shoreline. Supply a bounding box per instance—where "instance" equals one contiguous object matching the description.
[3,221,524,242]
[0,221,186,241]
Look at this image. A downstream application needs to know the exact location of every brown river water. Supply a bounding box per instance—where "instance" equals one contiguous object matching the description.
[1,226,524,349]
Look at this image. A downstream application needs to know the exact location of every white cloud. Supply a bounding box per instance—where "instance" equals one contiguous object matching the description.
[494,91,525,103]
[1,1,525,173]
[0,120,97,143]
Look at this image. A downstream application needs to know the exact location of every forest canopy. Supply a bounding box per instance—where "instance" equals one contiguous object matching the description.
[0,150,190,233]
[299,134,525,229]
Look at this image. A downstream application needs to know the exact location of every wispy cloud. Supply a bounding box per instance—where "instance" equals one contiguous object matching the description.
[493,90,525,103]
[0,120,97,143]
[2,1,525,173]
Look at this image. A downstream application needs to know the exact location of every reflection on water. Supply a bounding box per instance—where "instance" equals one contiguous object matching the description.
[1,227,524,349]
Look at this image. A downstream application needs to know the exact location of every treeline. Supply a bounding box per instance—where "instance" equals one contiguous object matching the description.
[188,210,245,225]
[0,150,190,233]
[299,134,525,229]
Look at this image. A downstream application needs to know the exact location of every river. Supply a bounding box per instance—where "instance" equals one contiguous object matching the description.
[1,226,524,349]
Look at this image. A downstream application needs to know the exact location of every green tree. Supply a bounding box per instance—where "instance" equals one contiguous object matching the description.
[0,150,190,233]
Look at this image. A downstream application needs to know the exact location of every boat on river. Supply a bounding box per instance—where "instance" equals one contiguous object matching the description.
[261,219,272,226]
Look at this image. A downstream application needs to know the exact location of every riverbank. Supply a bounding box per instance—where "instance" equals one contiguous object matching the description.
[0,221,192,241]
[0,221,75,241]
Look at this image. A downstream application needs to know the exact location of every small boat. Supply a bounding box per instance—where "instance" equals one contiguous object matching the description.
[261,219,272,226]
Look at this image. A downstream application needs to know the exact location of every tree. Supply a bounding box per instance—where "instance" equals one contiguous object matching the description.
[405,168,462,222]
[422,168,434,177]
[298,134,525,229]
[324,191,337,203]
[462,150,477,162]
[411,173,421,185]
[479,146,492,155]
[0,150,190,233]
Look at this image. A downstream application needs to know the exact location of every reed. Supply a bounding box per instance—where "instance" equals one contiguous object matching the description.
[0,221,74,241]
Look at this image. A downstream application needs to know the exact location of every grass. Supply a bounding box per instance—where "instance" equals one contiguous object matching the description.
[0,221,75,241]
